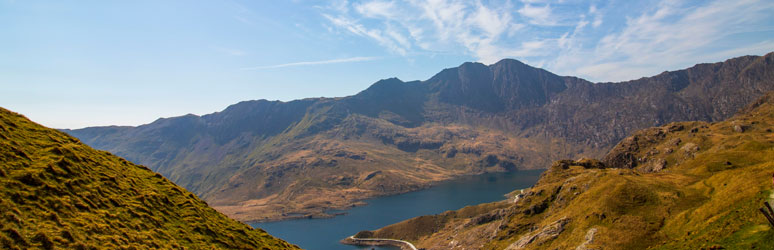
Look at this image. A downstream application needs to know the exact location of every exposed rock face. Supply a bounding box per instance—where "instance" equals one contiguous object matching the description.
[731,121,749,133]
[65,53,774,221]
[506,218,571,249]
[647,158,668,172]
[681,143,700,158]
[574,228,598,250]
[551,158,606,170]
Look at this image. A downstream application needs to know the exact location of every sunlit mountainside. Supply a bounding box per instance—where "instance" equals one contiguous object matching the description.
[0,108,298,249]
[357,91,774,249]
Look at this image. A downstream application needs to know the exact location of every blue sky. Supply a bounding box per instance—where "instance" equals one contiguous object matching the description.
[1,0,773,128]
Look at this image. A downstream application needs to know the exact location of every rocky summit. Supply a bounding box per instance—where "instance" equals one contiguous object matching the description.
[65,53,774,222]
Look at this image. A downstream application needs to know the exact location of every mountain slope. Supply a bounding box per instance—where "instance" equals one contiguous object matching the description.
[359,91,774,249]
[0,108,298,249]
[65,52,774,222]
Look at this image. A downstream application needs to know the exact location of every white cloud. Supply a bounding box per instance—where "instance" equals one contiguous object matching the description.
[589,5,602,27]
[355,0,398,19]
[240,56,380,70]
[322,13,410,55]
[323,0,527,64]
[563,0,774,82]
[319,0,774,82]
[518,3,557,26]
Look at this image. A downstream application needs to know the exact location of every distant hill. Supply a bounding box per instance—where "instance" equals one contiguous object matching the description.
[360,91,774,249]
[65,52,774,222]
[0,108,298,249]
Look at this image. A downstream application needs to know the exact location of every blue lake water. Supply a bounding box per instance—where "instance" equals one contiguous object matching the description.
[251,170,543,250]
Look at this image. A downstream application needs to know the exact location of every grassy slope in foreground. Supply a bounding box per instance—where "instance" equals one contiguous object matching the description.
[360,93,774,249]
[0,108,298,249]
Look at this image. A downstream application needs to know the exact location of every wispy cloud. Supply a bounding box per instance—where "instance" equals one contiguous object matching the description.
[517,3,556,26]
[240,56,380,70]
[588,5,603,28]
[319,0,774,82]
[323,0,524,63]
[323,14,410,55]
[562,0,774,81]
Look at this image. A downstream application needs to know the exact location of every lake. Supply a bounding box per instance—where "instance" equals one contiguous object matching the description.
[251,170,544,250]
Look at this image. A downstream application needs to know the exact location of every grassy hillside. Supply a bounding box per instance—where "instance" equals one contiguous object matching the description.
[361,92,774,249]
[0,108,299,249]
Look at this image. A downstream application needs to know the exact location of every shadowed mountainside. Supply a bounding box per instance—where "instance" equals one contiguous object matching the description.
[357,91,774,249]
[0,108,298,249]
[65,52,774,222]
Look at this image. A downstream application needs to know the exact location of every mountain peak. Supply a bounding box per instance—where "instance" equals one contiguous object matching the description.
[491,58,528,67]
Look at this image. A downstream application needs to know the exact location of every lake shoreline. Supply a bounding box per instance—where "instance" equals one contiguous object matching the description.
[251,170,544,250]
[242,169,539,223]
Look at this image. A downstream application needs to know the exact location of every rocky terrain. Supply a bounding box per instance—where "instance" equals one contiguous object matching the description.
[358,91,774,249]
[65,52,774,222]
[0,108,298,249]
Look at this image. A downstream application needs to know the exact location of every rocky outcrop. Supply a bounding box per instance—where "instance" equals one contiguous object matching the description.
[506,218,571,249]
[574,228,598,250]
[551,158,606,170]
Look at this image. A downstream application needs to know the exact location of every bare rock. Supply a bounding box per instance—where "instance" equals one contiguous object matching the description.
[652,158,667,172]
[668,137,682,146]
[506,218,571,249]
[641,158,667,173]
[667,124,684,132]
[681,143,700,157]
[575,227,598,250]
[732,122,748,133]
[551,158,606,171]
[466,209,506,226]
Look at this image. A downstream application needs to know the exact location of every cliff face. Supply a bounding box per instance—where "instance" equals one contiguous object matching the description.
[363,92,774,249]
[65,53,774,222]
[0,108,298,249]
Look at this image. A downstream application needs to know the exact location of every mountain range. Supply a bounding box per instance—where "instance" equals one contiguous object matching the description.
[65,52,774,222]
[355,91,774,249]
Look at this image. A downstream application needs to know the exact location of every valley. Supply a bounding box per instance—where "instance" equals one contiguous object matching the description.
[65,53,774,222]
[5,1,774,249]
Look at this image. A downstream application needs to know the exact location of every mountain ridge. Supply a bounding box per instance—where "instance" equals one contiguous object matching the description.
[65,52,774,222]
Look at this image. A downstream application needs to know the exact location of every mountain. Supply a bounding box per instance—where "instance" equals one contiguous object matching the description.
[353,91,774,249]
[65,52,774,222]
[0,108,298,249]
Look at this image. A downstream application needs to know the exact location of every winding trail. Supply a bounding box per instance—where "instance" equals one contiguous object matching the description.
[343,235,418,250]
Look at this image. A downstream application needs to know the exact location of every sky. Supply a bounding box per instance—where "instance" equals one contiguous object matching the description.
[1,0,773,129]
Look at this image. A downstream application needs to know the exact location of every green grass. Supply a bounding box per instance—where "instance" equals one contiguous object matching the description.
[0,108,299,249]
[362,92,774,250]
[487,96,774,249]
